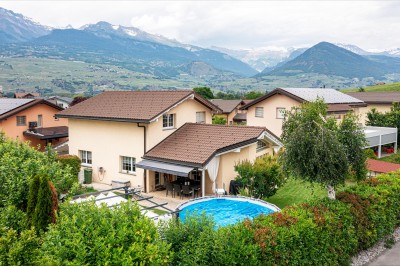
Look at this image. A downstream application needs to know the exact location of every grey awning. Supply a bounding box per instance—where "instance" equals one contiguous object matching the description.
[136,160,194,177]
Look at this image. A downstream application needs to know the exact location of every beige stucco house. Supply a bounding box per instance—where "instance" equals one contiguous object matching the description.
[242,88,367,137]
[210,99,252,125]
[345,92,400,125]
[137,123,282,196]
[56,90,222,192]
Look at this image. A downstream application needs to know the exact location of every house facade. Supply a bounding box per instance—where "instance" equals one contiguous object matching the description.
[211,99,252,125]
[56,90,221,191]
[243,88,366,137]
[137,123,283,196]
[47,96,73,109]
[345,92,400,125]
[0,99,68,148]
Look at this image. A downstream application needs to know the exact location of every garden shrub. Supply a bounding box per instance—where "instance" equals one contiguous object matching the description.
[56,155,81,180]
[39,201,171,265]
[0,134,75,209]
[0,205,27,234]
[159,213,261,265]
[0,228,41,265]
[337,174,400,250]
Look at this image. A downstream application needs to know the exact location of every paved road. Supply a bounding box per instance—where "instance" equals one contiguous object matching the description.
[366,241,400,266]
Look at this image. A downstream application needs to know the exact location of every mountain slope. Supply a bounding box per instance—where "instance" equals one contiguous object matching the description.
[260,42,394,79]
[0,7,50,43]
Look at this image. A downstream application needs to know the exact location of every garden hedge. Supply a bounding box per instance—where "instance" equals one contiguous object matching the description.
[162,173,400,266]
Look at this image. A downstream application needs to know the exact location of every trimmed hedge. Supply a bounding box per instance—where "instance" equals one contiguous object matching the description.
[162,173,400,265]
[57,155,81,179]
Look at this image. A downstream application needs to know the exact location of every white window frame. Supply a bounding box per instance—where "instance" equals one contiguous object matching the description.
[38,114,43,128]
[16,116,26,126]
[163,114,175,129]
[255,107,264,118]
[121,156,136,174]
[256,140,268,151]
[196,111,206,123]
[80,150,92,165]
[276,108,286,119]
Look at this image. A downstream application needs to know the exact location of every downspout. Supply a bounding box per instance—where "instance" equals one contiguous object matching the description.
[137,123,147,192]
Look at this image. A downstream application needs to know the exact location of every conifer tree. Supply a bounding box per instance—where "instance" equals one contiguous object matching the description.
[26,175,40,227]
[32,175,52,233]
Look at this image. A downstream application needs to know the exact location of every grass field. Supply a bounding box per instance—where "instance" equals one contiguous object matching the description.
[342,82,400,92]
[266,178,327,208]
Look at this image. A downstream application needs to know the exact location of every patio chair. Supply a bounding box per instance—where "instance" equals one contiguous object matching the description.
[181,185,194,199]
[173,184,182,198]
[165,182,174,197]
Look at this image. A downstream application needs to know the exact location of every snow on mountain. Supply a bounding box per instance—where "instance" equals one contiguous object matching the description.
[0,7,51,42]
[335,43,371,55]
[211,46,306,71]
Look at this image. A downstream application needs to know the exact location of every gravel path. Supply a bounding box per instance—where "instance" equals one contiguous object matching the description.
[351,227,400,266]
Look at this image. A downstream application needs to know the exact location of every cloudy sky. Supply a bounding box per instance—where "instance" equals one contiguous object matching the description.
[1,1,399,50]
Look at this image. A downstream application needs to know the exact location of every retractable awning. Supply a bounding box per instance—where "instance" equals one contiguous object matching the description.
[136,160,194,177]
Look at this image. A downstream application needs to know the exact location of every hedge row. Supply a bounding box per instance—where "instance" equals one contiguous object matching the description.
[1,173,399,265]
[162,173,400,266]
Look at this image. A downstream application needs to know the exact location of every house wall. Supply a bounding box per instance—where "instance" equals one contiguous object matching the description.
[0,103,67,148]
[204,143,273,194]
[68,98,214,190]
[246,94,300,137]
[357,104,392,125]
[146,98,213,149]
[68,118,146,187]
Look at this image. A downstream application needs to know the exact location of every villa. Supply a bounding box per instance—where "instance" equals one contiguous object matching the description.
[210,99,252,125]
[242,88,367,137]
[0,98,68,149]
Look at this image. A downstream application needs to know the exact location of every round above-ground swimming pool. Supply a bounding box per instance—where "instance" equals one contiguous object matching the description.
[176,196,280,228]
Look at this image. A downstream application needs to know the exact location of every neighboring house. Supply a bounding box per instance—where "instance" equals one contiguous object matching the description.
[0,98,68,148]
[366,159,400,177]
[47,96,73,109]
[242,88,366,137]
[137,123,283,196]
[56,90,222,191]
[345,92,400,125]
[14,92,40,99]
[210,99,252,125]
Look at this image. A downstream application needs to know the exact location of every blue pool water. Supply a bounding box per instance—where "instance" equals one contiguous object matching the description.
[178,198,278,228]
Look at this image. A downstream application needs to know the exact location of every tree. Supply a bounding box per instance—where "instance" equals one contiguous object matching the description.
[193,87,214,99]
[32,175,52,233]
[243,91,264,100]
[235,155,285,198]
[337,112,367,180]
[27,176,40,227]
[212,116,227,125]
[281,99,366,199]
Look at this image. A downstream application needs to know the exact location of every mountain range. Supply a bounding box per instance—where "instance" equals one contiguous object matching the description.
[1,6,400,92]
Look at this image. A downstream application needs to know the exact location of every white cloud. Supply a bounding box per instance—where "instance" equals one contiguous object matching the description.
[1,1,399,50]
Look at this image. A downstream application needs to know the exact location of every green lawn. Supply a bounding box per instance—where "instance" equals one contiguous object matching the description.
[265,178,327,208]
[377,153,400,164]
[342,82,400,92]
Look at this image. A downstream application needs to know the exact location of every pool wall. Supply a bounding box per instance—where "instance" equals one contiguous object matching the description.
[175,195,281,213]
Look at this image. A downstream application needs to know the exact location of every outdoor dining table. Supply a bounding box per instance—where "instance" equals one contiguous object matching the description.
[171,180,200,198]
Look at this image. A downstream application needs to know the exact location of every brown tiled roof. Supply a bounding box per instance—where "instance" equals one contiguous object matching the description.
[327,104,353,113]
[144,123,267,167]
[367,159,400,173]
[210,99,243,114]
[0,99,63,121]
[345,92,400,104]
[57,90,221,122]
[14,92,40,98]
[233,113,247,121]
[23,126,68,140]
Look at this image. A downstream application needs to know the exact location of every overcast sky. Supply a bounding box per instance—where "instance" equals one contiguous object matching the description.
[1,1,399,50]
